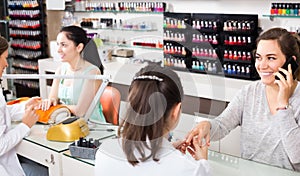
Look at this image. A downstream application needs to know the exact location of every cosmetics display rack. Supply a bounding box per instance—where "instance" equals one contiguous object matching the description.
[77,11,164,51]
[7,0,48,97]
[71,1,167,63]
[163,12,259,80]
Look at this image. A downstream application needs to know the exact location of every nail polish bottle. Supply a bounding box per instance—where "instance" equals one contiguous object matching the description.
[182,59,186,68]
[270,3,275,15]
[182,47,186,56]
[241,66,245,75]
[246,66,250,76]
[212,63,217,73]
[229,50,233,60]
[231,65,236,74]
[192,61,196,69]
[196,61,200,70]
[278,3,282,15]
[192,20,196,29]
[227,64,232,74]
[199,61,205,71]
[274,3,278,15]
[247,52,252,61]
[192,48,196,56]
[223,21,228,31]
[242,51,247,61]
[236,65,241,75]
[223,49,229,59]
[223,64,227,73]
[286,4,291,15]
[282,3,286,15]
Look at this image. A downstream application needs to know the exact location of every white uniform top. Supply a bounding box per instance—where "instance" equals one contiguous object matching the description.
[95,137,210,176]
[0,89,29,176]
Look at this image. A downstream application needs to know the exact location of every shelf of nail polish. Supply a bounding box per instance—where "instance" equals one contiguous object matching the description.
[163,12,190,29]
[8,19,41,29]
[223,62,253,79]
[12,59,39,70]
[9,29,42,39]
[8,9,41,19]
[163,42,187,57]
[74,2,166,13]
[163,30,186,42]
[8,0,39,9]
[13,80,39,89]
[163,18,187,29]
[8,0,48,97]
[11,39,42,50]
[191,47,219,60]
[191,33,219,45]
[12,49,42,59]
[103,42,163,51]
[80,18,157,32]
[223,49,252,63]
[190,60,220,75]
[223,35,254,46]
[191,19,220,31]
[223,20,256,33]
[163,12,259,80]
[269,3,300,16]
[163,57,189,72]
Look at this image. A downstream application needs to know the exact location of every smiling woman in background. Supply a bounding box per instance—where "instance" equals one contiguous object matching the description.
[39,26,106,123]
[186,27,300,171]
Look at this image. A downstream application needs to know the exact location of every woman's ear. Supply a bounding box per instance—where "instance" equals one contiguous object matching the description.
[76,43,84,53]
[171,103,182,121]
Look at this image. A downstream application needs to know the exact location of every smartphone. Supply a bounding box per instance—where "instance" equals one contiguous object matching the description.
[275,57,299,80]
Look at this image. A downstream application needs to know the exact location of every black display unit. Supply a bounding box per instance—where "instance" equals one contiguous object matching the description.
[163,12,259,80]
[7,0,48,97]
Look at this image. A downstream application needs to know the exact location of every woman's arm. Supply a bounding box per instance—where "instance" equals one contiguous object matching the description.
[0,105,38,156]
[68,67,101,117]
[39,67,61,111]
[275,100,300,167]
[186,86,245,145]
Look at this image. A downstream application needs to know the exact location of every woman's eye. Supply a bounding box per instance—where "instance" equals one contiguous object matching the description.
[255,56,261,61]
[268,57,276,61]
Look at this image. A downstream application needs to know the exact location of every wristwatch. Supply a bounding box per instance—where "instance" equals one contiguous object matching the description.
[276,104,292,111]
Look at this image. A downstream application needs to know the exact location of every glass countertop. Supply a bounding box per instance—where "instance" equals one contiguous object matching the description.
[208,150,298,176]
[20,123,117,153]
[63,142,300,176]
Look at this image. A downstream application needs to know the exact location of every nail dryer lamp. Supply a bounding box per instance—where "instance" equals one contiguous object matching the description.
[46,75,110,142]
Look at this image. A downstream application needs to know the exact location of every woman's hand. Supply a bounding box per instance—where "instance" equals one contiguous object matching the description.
[173,139,188,154]
[25,97,41,109]
[38,98,57,111]
[274,64,296,108]
[22,105,39,128]
[185,121,211,148]
[186,136,208,160]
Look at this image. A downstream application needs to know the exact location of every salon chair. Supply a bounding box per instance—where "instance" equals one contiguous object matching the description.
[100,86,121,125]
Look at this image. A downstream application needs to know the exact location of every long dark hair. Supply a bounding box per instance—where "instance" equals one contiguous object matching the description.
[0,36,8,55]
[60,26,104,74]
[118,64,184,166]
[256,27,300,80]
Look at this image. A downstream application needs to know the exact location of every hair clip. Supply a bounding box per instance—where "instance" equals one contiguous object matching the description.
[133,75,163,82]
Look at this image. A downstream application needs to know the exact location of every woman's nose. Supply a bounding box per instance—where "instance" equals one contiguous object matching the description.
[258,59,268,68]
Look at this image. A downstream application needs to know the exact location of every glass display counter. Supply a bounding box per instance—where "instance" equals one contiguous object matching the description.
[62,142,299,176]
[15,123,117,176]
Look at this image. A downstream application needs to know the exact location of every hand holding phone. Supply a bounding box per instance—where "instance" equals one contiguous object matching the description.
[275,57,299,80]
